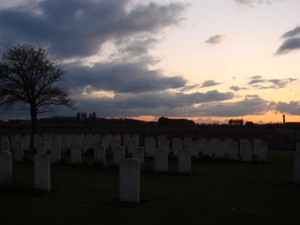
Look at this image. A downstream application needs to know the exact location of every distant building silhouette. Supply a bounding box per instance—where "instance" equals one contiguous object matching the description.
[283,114,285,124]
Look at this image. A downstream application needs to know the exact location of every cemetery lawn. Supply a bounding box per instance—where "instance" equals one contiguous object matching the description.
[1,150,300,225]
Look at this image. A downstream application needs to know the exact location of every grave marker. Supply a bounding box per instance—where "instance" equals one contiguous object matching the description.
[1,140,10,152]
[13,141,23,162]
[155,148,168,172]
[132,147,145,168]
[178,149,191,174]
[145,138,155,157]
[257,142,268,162]
[37,142,47,154]
[94,145,106,166]
[112,146,125,165]
[50,142,61,164]
[0,151,12,184]
[34,154,51,192]
[294,151,300,185]
[70,143,81,165]
[228,141,239,161]
[119,158,140,204]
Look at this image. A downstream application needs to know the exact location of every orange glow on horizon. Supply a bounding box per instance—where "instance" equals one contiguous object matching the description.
[130,112,300,124]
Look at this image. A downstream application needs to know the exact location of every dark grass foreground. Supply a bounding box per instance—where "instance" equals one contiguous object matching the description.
[0,150,300,225]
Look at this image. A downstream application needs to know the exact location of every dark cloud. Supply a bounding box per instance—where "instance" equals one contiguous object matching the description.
[66,61,187,94]
[248,76,265,85]
[116,36,159,58]
[0,0,188,58]
[178,84,199,92]
[200,80,220,88]
[275,101,300,115]
[194,97,270,117]
[234,0,278,7]
[281,26,300,39]
[71,90,234,117]
[248,76,296,89]
[205,35,225,45]
[267,78,296,88]
[230,86,247,91]
[276,37,300,54]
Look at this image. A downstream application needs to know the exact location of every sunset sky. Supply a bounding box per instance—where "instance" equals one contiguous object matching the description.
[0,0,299,124]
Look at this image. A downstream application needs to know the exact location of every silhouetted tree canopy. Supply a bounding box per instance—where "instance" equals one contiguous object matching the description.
[0,44,75,146]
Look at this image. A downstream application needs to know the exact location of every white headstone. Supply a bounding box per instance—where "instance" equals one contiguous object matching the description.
[173,139,183,157]
[82,138,91,154]
[214,141,225,158]
[33,135,41,149]
[13,141,23,162]
[1,135,9,141]
[159,139,169,154]
[145,138,155,157]
[51,137,60,144]
[94,145,106,166]
[70,143,81,165]
[190,140,199,158]
[198,138,206,155]
[123,134,130,147]
[61,137,69,154]
[41,135,51,151]
[241,141,252,162]
[202,141,213,157]
[101,135,109,150]
[128,139,138,154]
[239,139,248,156]
[50,142,61,164]
[132,147,145,167]
[71,137,80,145]
[257,142,268,162]
[111,137,121,149]
[228,141,239,161]
[178,149,191,174]
[183,137,192,148]
[94,134,101,145]
[107,134,113,148]
[253,139,262,156]
[34,154,51,192]
[157,136,167,149]
[119,158,140,204]
[112,146,125,165]
[22,135,30,151]
[155,148,168,172]
[296,142,300,152]
[37,142,47,154]
[10,135,19,151]
[294,151,300,185]
[0,151,12,184]
[1,140,10,152]
[211,138,220,156]
[224,138,233,156]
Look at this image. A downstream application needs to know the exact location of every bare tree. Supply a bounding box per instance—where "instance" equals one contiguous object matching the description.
[0,44,75,147]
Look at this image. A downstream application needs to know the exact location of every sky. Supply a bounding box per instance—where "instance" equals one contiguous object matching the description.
[0,0,299,124]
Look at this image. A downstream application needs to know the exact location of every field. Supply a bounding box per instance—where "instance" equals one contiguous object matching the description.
[1,149,300,225]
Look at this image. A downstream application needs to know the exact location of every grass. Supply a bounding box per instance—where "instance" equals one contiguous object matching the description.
[0,150,300,225]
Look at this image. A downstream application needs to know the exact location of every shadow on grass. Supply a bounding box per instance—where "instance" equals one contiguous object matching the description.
[0,182,49,196]
[104,198,149,208]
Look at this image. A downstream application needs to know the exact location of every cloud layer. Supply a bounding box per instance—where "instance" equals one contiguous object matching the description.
[0,0,299,121]
[205,35,225,45]
[276,26,300,54]
[0,0,188,59]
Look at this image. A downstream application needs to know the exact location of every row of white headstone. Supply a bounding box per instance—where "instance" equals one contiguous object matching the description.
[0,134,269,166]
[1,134,300,193]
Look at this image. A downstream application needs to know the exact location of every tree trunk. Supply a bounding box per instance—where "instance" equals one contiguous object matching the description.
[30,108,37,149]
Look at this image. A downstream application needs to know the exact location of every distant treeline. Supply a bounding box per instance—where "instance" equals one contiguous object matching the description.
[157,116,195,126]
[4,114,195,126]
